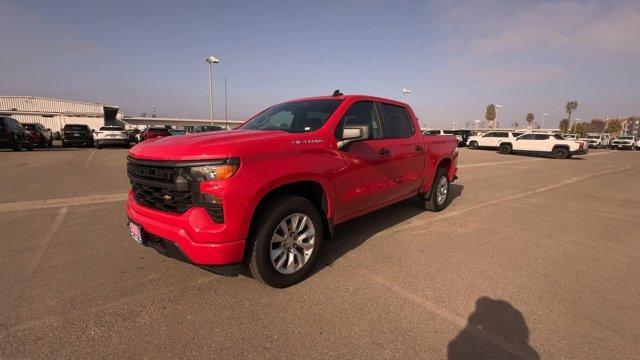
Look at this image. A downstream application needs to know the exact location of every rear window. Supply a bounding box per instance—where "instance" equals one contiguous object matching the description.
[378,103,414,138]
[64,125,89,131]
[100,126,124,131]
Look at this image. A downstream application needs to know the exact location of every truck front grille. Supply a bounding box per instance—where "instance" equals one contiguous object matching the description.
[131,183,193,213]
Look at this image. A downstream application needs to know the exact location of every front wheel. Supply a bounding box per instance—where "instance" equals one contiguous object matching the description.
[469,141,478,150]
[424,167,450,212]
[247,196,323,288]
[498,144,512,154]
[553,147,569,159]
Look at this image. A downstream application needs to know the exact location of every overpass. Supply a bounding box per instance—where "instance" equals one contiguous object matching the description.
[121,116,244,128]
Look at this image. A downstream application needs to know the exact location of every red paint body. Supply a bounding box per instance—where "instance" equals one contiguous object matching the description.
[127,95,458,265]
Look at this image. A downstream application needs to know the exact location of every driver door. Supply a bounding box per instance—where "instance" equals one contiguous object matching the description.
[332,101,394,222]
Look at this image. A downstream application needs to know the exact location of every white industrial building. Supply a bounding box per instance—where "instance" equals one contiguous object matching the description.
[0,96,243,131]
[0,96,122,132]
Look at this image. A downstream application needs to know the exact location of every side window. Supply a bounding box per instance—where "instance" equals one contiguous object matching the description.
[482,132,494,138]
[335,101,382,140]
[378,103,414,139]
[534,134,549,140]
[519,134,535,140]
[495,132,509,138]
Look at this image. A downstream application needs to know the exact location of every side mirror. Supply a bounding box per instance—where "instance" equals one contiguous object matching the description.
[338,125,369,148]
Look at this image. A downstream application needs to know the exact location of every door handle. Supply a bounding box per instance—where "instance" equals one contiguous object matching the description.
[378,148,391,156]
[415,145,424,152]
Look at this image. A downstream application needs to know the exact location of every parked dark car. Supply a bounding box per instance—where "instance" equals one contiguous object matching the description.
[0,116,34,151]
[142,127,172,140]
[21,122,50,148]
[62,124,94,147]
[126,129,143,143]
[194,125,224,132]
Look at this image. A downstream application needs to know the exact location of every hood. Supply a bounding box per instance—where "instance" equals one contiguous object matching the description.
[129,129,292,161]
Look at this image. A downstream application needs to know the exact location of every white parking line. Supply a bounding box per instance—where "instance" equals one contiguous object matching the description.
[0,193,128,213]
[84,149,96,167]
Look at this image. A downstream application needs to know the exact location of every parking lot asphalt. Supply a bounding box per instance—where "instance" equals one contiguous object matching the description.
[1,146,639,359]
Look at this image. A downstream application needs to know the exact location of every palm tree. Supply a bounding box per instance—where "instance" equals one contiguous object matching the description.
[485,104,496,128]
[565,100,578,131]
[526,113,534,130]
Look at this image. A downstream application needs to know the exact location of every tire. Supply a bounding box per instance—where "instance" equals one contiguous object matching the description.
[423,167,450,212]
[553,147,569,159]
[246,196,324,288]
[96,143,102,149]
[469,141,478,150]
[12,135,22,151]
[498,143,512,154]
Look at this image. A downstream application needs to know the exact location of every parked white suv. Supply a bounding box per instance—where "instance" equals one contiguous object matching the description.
[467,131,525,150]
[585,134,606,149]
[94,126,130,149]
[497,133,588,159]
[610,136,637,150]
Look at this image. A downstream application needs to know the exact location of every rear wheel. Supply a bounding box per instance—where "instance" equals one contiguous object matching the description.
[498,143,512,154]
[553,147,569,159]
[424,167,450,212]
[247,196,323,288]
[469,141,478,150]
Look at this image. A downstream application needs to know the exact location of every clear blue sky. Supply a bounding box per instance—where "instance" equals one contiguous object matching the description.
[1,0,638,128]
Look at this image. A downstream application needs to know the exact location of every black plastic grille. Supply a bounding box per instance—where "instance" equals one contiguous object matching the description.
[132,183,193,213]
[205,203,224,223]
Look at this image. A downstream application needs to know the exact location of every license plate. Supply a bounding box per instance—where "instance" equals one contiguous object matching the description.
[129,222,143,244]
[73,133,80,137]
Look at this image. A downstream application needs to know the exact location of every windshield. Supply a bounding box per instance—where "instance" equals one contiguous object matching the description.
[22,124,36,130]
[553,134,565,140]
[240,99,343,133]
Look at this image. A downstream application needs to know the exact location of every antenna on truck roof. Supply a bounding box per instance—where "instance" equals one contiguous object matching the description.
[332,89,343,97]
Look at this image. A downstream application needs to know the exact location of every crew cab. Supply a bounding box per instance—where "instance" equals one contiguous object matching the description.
[126,93,459,287]
[94,126,130,148]
[467,131,525,151]
[611,136,637,150]
[498,132,588,158]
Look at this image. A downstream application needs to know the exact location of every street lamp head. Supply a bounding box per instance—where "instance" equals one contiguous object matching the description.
[542,112,549,116]
[495,104,503,109]
[401,88,412,95]
[205,56,220,64]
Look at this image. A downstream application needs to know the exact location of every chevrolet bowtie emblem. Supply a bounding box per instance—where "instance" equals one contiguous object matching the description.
[162,194,173,201]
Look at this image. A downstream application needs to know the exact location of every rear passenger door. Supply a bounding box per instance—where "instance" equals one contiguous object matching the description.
[376,102,425,201]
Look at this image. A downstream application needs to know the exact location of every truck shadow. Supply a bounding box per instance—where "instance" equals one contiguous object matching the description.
[447,297,540,360]
[312,183,464,275]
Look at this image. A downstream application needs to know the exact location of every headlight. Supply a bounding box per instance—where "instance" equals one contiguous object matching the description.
[190,159,239,181]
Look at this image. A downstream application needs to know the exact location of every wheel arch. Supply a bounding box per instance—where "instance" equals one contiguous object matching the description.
[244,179,333,248]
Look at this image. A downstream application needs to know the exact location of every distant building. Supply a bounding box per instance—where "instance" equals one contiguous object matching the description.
[0,96,121,132]
[625,116,640,136]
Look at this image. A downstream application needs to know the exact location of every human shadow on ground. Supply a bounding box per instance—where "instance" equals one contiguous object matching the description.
[447,297,540,360]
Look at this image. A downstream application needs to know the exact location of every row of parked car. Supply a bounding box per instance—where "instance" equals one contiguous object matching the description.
[0,114,225,151]
[458,130,639,159]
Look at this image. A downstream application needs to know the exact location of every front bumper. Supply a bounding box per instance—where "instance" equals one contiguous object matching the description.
[616,143,634,149]
[571,148,589,155]
[126,192,245,265]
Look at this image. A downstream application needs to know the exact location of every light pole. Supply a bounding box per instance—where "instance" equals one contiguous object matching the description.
[541,112,549,130]
[401,88,412,103]
[453,122,457,130]
[205,56,220,125]
[494,104,503,130]
[574,118,581,135]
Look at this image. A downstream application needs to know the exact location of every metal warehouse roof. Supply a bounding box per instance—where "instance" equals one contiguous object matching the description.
[0,96,118,115]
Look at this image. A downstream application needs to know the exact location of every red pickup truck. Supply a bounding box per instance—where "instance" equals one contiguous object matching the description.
[127,93,458,287]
